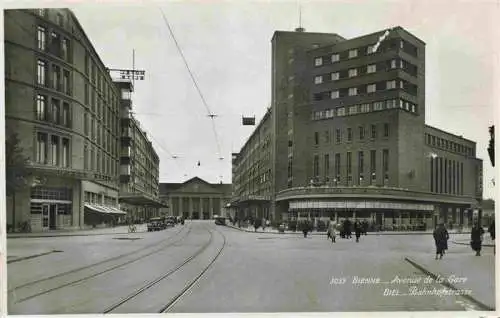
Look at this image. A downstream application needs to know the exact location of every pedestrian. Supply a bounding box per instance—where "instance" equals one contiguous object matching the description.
[302,220,311,238]
[433,223,449,260]
[362,220,369,236]
[344,218,352,239]
[489,220,495,254]
[470,222,485,256]
[354,220,362,243]
[327,221,336,243]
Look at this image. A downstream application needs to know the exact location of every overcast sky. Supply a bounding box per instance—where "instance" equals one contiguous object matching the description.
[7,0,498,199]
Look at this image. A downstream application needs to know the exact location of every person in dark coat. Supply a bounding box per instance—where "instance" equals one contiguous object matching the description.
[433,223,449,260]
[362,220,369,235]
[489,220,495,255]
[354,220,362,243]
[471,222,485,256]
[344,218,352,239]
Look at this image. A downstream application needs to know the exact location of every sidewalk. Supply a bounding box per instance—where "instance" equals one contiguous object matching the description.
[226,224,471,236]
[405,251,495,310]
[452,237,495,247]
[6,224,148,239]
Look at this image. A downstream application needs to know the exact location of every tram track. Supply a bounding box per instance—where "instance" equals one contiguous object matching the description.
[102,225,227,314]
[10,224,192,304]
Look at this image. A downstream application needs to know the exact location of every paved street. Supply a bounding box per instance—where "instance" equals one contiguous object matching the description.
[7,220,495,314]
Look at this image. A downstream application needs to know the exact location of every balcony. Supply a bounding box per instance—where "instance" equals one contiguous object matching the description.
[120,147,131,157]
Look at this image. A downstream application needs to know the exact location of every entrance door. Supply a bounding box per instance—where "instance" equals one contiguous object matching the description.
[49,204,57,230]
[376,213,383,225]
[42,204,50,230]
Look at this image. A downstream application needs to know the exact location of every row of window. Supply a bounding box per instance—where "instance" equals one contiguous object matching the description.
[313,59,417,85]
[314,39,418,67]
[35,94,71,128]
[312,98,418,121]
[35,132,70,167]
[37,25,71,63]
[430,157,464,195]
[314,123,390,145]
[425,133,474,157]
[35,9,66,28]
[313,79,417,101]
[83,144,118,177]
[36,59,71,95]
[83,113,119,154]
[83,191,116,206]
[84,82,120,128]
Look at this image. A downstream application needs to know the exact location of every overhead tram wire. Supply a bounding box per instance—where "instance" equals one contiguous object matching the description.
[158,8,223,161]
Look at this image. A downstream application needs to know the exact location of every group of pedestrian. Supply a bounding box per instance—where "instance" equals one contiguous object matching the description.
[326,218,366,243]
[433,220,495,259]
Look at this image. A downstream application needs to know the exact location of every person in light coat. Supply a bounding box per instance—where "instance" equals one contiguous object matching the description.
[327,221,337,243]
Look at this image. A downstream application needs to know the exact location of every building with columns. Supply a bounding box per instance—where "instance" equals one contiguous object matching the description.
[230,26,483,230]
[159,177,232,220]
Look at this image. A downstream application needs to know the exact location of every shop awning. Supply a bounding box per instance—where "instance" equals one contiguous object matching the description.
[119,194,169,208]
[84,204,127,215]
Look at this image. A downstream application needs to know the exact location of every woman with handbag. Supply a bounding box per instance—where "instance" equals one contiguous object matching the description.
[470,222,485,256]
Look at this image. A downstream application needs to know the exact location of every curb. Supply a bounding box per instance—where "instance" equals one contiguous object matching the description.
[452,241,495,247]
[404,256,494,311]
[6,232,146,239]
[7,250,63,264]
[225,225,470,236]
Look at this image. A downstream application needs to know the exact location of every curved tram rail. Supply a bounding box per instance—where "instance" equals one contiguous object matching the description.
[11,225,192,304]
[103,226,227,313]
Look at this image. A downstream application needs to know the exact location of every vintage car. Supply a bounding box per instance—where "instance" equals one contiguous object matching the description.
[147,217,166,231]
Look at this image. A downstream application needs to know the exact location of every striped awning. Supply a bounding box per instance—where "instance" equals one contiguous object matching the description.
[84,204,127,215]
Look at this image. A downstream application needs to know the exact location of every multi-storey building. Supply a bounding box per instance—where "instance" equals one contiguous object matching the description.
[116,81,164,221]
[231,26,483,229]
[5,8,127,231]
[159,177,232,220]
[230,108,272,220]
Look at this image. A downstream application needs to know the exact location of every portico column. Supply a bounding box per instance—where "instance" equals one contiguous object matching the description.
[179,196,183,218]
[189,197,193,219]
[352,211,356,219]
[398,211,402,225]
[209,197,213,219]
[335,211,338,223]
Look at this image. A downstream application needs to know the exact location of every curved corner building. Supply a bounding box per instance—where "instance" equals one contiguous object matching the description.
[230,27,483,229]
[5,9,126,231]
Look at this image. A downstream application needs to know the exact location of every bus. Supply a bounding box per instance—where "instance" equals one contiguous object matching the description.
[214,215,226,226]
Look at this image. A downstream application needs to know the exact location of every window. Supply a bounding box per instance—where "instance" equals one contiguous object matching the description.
[313,155,319,177]
[359,126,365,140]
[37,60,46,85]
[386,99,397,109]
[369,151,376,184]
[367,64,376,73]
[51,135,59,166]
[62,38,69,61]
[324,130,330,143]
[348,49,358,58]
[348,105,357,115]
[57,13,64,26]
[367,84,376,93]
[360,104,370,112]
[400,40,404,49]
[367,45,375,54]
[331,54,339,63]
[384,123,389,137]
[330,91,339,99]
[85,83,89,104]
[84,113,88,136]
[50,32,61,56]
[334,153,341,180]
[337,107,345,116]
[37,26,46,50]
[348,68,357,77]
[62,138,69,167]
[37,8,46,17]
[400,60,405,69]
[411,105,416,113]
[371,124,377,139]
[347,128,352,142]
[51,99,60,124]
[331,72,339,81]
[347,152,352,175]
[324,154,330,179]
[386,80,396,89]
[383,149,389,182]
[336,129,341,143]
[63,70,70,95]
[36,132,48,164]
[358,151,364,174]
[36,94,47,121]
[62,102,70,127]
[314,132,319,145]
[314,57,323,66]
[348,87,358,96]
[52,65,61,90]
[85,54,90,76]
[314,75,323,84]
[391,59,397,69]
[373,101,384,111]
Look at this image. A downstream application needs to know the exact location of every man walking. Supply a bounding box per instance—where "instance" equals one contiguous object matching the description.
[471,222,485,256]
[433,223,449,260]
[489,220,495,254]
[354,220,362,243]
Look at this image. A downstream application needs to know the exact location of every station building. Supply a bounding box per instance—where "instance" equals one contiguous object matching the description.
[4,8,163,231]
[159,177,232,220]
[230,26,483,229]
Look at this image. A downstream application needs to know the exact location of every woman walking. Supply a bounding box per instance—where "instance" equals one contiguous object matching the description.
[433,223,449,260]
[470,222,485,256]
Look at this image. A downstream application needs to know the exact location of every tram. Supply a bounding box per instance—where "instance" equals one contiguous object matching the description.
[214,215,226,226]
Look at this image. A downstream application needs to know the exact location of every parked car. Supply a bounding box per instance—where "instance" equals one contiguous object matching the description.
[148,217,166,231]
